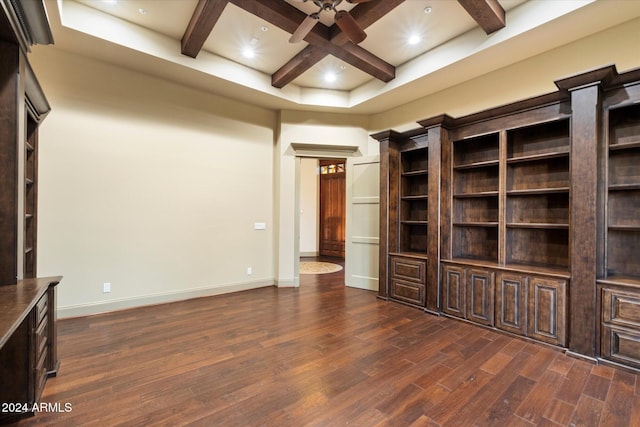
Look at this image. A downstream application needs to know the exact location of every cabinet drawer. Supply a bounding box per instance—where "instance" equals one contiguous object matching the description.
[390,278,425,306]
[601,325,640,369]
[35,344,48,400]
[390,257,426,284]
[35,315,48,361]
[602,288,640,328]
[36,293,48,326]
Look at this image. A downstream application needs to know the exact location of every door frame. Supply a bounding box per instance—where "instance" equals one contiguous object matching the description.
[291,144,360,287]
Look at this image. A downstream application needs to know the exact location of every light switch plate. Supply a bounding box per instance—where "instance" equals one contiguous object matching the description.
[254,222,266,230]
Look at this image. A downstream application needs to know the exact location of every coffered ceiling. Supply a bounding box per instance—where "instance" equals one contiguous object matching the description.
[39,0,640,113]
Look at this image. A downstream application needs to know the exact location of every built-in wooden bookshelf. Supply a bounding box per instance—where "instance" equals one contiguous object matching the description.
[599,101,640,369]
[377,65,640,370]
[452,133,499,262]
[505,119,570,270]
[399,147,429,255]
[24,117,38,279]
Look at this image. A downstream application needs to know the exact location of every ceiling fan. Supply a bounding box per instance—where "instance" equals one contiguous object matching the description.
[289,0,373,45]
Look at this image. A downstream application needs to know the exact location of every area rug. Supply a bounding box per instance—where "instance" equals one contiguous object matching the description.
[300,262,343,274]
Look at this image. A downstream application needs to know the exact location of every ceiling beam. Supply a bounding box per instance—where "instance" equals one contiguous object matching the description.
[229,0,396,88]
[457,0,505,34]
[272,0,404,88]
[181,0,230,58]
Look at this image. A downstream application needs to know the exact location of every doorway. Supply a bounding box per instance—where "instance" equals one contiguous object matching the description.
[318,159,346,258]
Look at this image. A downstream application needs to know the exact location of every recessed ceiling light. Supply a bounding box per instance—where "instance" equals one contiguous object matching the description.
[424,6,432,14]
[324,71,337,83]
[242,47,255,59]
[408,34,421,45]
[260,26,268,32]
[138,8,148,15]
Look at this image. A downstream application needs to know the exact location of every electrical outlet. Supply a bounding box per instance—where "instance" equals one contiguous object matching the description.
[103,282,111,293]
[247,267,252,275]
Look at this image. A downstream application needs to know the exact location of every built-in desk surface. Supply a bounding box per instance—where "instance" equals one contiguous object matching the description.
[0,276,62,349]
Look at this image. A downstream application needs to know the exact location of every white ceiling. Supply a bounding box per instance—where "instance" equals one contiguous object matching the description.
[41,0,640,114]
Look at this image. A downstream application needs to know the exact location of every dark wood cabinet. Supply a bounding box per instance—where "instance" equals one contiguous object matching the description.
[376,64,640,368]
[0,278,61,423]
[527,276,566,346]
[374,126,444,312]
[495,273,528,336]
[389,256,426,306]
[442,264,465,318]
[467,268,495,327]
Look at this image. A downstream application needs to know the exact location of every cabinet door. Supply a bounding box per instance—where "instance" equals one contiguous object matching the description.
[601,325,640,369]
[466,268,495,326]
[442,264,466,318]
[528,277,566,346]
[496,273,527,335]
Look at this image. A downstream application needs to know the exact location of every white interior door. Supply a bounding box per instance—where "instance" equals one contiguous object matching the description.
[345,155,380,291]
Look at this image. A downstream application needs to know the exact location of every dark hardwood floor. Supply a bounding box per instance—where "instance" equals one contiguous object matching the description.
[10,266,640,426]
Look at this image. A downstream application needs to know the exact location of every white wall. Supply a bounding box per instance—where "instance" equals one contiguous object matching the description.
[31,48,277,317]
[299,158,318,256]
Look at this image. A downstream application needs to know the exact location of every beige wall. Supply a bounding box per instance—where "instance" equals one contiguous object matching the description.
[31,48,277,317]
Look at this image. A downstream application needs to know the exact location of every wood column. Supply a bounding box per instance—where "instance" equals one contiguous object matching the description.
[0,41,21,286]
[561,74,607,358]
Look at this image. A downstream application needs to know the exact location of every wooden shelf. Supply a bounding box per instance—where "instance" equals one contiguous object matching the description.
[401,195,428,200]
[24,247,33,254]
[507,223,569,229]
[453,222,498,227]
[25,141,34,152]
[609,183,640,191]
[608,225,640,231]
[402,169,428,176]
[453,191,499,198]
[609,140,640,151]
[389,251,428,260]
[598,276,640,288]
[453,159,499,170]
[507,150,569,164]
[25,178,34,186]
[507,187,570,196]
[401,220,428,225]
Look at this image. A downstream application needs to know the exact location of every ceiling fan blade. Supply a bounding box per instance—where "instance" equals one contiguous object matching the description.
[289,14,319,43]
[334,10,367,44]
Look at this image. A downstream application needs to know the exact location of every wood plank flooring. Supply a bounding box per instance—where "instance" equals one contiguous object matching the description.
[11,263,640,426]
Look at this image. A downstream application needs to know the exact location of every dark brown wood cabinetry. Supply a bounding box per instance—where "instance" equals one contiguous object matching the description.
[1,1,59,423]
[374,125,445,314]
[376,64,640,371]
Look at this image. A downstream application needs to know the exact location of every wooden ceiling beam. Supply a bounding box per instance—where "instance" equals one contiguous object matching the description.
[229,0,330,43]
[272,45,327,89]
[181,0,230,58]
[271,0,404,88]
[457,0,505,34]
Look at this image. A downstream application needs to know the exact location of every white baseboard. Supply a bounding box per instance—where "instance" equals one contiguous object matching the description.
[58,278,275,319]
[346,274,379,291]
[275,278,298,287]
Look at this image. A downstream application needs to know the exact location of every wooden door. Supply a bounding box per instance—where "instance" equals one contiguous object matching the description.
[319,159,346,257]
